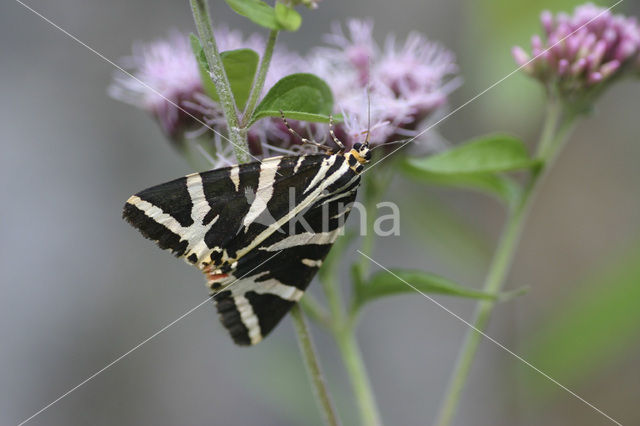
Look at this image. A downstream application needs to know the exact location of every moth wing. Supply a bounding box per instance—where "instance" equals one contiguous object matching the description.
[124,153,362,345]
[212,174,360,345]
[123,154,329,263]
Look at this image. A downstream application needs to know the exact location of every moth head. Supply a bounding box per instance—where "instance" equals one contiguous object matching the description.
[346,141,371,174]
[352,141,371,163]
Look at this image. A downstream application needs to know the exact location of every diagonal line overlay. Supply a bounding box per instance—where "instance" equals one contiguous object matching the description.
[16,250,284,426]
[357,250,624,426]
[13,0,263,165]
[362,0,624,175]
[11,0,626,424]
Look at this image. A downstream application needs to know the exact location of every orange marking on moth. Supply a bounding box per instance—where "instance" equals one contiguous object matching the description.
[207,273,229,281]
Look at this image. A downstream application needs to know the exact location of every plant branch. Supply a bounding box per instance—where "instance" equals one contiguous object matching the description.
[299,294,333,329]
[335,327,382,426]
[434,186,531,426]
[323,167,389,426]
[241,29,279,126]
[189,0,250,163]
[290,304,341,426]
[357,154,393,278]
[434,101,577,426]
[536,95,562,161]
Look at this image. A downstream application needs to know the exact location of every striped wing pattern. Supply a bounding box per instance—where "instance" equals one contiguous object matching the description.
[123,154,360,345]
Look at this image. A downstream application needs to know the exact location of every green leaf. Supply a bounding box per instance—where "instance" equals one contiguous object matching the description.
[224,0,302,31]
[523,242,640,397]
[224,0,279,30]
[409,134,537,174]
[274,3,302,31]
[189,35,259,111]
[219,49,259,110]
[255,111,337,124]
[354,269,499,308]
[250,73,334,125]
[399,159,522,205]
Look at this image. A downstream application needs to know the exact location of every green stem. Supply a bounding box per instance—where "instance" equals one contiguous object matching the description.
[189,0,250,163]
[317,236,382,425]
[357,155,393,278]
[322,267,346,328]
[327,169,388,426]
[320,261,382,426]
[335,327,382,426]
[358,193,378,278]
[299,294,333,329]
[536,96,562,160]
[290,305,341,426]
[188,6,336,423]
[434,101,576,426]
[434,188,531,426]
[241,29,279,126]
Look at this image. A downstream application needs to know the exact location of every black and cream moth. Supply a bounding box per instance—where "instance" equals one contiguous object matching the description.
[123,143,371,345]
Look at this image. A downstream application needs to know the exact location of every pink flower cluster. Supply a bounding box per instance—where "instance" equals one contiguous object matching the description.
[512,4,640,103]
[108,32,204,141]
[110,21,460,166]
[313,19,460,148]
[108,28,296,150]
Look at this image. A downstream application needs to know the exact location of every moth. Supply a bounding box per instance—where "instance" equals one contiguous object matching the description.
[123,124,371,345]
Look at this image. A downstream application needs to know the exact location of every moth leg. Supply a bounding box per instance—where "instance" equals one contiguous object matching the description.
[204,260,238,292]
[280,110,333,153]
[329,114,345,152]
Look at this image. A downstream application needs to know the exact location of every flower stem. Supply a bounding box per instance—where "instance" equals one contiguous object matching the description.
[319,259,384,426]
[241,29,279,127]
[320,242,382,426]
[357,154,393,278]
[290,304,341,426]
[335,325,382,426]
[434,189,530,426]
[357,185,380,278]
[326,168,388,426]
[536,96,562,160]
[189,0,250,163]
[187,7,336,424]
[299,294,333,329]
[321,267,381,426]
[434,101,575,426]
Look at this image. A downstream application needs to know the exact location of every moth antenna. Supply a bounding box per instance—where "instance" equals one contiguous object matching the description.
[370,138,412,151]
[364,55,372,146]
[365,87,371,145]
[280,110,332,153]
[328,115,345,151]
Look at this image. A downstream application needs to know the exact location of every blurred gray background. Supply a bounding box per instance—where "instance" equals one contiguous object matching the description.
[2,0,639,425]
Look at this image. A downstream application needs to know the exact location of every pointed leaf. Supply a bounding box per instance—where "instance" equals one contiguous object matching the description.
[354,269,499,308]
[409,134,538,174]
[274,3,302,31]
[224,0,279,30]
[400,158,522,205]
[250,73,334,125]
[224,0,302,31]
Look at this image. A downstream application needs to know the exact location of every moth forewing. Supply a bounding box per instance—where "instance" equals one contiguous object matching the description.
[123,146,369,345]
